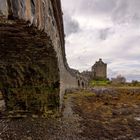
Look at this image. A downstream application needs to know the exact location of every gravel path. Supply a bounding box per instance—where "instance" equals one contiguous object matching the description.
[0,94,84,140]
[1,88,139,140]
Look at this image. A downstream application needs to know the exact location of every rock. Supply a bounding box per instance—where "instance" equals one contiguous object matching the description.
[0,99,5,111]
[134,117,140,121]
[32,114,38,118]
[0,91,3,100]
[0,91,6,112]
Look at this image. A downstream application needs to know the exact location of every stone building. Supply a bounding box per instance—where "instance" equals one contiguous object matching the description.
[91,58,107,80]
[81,58,107,81]
[81,71,92,81]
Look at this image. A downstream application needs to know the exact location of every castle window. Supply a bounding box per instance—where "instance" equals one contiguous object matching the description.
[82,82,84,88]
[78,80,80,87]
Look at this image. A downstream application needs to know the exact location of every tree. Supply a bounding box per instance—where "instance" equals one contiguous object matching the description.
[111,75,126,84]
[132,80,138,86]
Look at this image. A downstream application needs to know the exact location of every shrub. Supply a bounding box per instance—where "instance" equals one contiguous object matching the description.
[111,75,126,85]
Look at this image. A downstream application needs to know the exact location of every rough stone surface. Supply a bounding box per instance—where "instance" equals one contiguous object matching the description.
[82,58,107,81]
[0,0,82,113]
[0,100,5,111]
[0,91,5,112]
[0,88,140,139]
[0,20,60,113]
[92,58,107,80]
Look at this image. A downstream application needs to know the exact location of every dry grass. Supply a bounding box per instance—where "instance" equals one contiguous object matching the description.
[72,88,140,139]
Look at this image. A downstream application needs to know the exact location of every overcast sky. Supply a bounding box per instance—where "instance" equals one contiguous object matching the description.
[61,0,140,81]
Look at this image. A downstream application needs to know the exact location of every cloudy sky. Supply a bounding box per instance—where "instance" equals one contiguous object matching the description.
[61,0,140,81]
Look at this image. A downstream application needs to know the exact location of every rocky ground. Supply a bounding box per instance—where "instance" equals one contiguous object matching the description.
[0,93,84,140]
[0,87,140,140]
[73,88,140,140]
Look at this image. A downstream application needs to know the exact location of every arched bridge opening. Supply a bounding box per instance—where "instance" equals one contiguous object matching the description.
[81,81,85,88]
[0,20,60,114]
[78,80,80,87]
[77,78,88,89]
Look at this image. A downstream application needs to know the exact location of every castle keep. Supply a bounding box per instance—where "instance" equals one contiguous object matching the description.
[92,58,107,80]
[82,58,107,81]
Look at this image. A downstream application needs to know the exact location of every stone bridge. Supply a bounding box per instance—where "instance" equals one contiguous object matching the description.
[0,0,88,114]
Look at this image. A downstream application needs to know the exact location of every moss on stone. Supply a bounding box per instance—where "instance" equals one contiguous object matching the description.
[0,21,60,115]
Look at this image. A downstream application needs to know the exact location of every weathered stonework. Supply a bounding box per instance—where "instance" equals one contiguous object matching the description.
[92,58,107,80]
[70,69,88,89]
[0,0,81,114]
[82,59,107,81]
[0,91,5,112]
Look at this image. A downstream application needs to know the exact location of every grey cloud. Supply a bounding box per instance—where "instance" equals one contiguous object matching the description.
[61,0,140,81]
[112,0,140,24]
[63,12,80,36]
[62,0,116,16]
[78,0,116,18]
[132,13,140,23]
[62,0,140,25]
[99,28,114,40]
[108,68,140,82]
[86,0,116,15]
[115,35,140,60]
[80,0,140,25]
[112,1,130,24]
[127,74,140,82]
[78,0,116,15]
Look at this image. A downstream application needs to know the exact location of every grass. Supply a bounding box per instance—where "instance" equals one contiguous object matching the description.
[90,79,140,88]
[71,88,140,139]
[3,86,59,117]
[90,79,110,87]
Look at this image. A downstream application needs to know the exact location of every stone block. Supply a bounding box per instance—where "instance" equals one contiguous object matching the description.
[0,91,3,100]
[0,100,5,111]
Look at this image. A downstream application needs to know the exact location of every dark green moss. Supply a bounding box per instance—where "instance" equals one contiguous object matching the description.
[0,22,60,115]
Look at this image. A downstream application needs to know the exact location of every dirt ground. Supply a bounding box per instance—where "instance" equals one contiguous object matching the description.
[0,87,140,140]
[72,88,140,140]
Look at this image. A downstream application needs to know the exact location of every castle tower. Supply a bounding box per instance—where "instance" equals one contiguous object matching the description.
[91,58,107,80]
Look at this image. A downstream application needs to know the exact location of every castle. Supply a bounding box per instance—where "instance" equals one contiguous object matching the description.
[92,58,107,80]
[82,58,107,81]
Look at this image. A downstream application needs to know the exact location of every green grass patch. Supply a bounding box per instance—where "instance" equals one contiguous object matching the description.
[90,80,110,87]
[3,86,59,115]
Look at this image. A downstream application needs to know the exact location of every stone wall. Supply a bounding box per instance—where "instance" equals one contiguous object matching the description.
[82,59,107,82]
[0,91,5,112]
[0,20,60,114]
[92,59,107,80]
[0,0,79,114]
